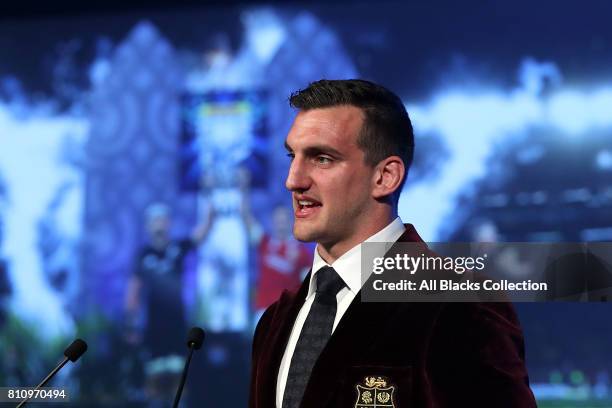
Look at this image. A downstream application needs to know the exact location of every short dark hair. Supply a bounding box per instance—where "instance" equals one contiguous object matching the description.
[289,79,414,199]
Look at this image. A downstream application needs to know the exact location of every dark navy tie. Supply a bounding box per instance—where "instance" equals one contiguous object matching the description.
[282,266,346,408]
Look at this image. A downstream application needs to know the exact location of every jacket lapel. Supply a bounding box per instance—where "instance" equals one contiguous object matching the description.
[256,272,311,407]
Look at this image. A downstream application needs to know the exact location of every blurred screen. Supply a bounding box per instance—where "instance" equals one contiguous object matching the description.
[0,1,611,406]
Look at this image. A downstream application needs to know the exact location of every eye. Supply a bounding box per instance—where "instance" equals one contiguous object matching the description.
[286,152,295,160]
[315,155,332,165]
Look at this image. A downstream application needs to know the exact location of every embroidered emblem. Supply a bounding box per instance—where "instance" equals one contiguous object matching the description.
[355,376,395,407]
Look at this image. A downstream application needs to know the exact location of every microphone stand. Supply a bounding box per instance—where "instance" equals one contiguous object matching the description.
[172,344,196,408]
[16,356,69,408]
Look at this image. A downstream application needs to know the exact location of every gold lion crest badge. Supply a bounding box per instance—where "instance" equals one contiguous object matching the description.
[354,376,395,407]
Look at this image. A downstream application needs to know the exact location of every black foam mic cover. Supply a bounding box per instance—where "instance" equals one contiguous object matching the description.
[63,339,88,362]
[186,327,205,350]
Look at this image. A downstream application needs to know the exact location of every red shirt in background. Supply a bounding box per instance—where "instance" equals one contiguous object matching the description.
[255,235,311,310]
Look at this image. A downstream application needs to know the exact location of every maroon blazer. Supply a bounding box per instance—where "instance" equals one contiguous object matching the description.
[250,225,536,407]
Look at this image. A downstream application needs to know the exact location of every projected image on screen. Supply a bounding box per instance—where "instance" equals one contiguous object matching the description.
[180,91,268,332]
[0,1,611,406]
[180,91,268,191]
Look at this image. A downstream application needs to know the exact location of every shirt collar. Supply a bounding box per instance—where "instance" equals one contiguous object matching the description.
[309,217,406,297]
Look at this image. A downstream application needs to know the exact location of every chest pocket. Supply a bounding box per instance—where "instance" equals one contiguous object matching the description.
[334,365,412,408]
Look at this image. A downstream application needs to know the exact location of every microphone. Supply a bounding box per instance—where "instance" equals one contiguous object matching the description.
[16,338,87,408]
[186,327,205,350]
[172,327,205,408]
[64,339,88,362]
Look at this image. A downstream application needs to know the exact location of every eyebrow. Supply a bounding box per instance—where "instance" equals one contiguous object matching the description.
[284,140,344,158]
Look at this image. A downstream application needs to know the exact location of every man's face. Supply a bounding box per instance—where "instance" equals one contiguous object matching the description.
[147,215,170,242]
[285,106,377,248]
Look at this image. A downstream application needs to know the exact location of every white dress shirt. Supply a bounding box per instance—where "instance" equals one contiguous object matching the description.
[275,217,406,408]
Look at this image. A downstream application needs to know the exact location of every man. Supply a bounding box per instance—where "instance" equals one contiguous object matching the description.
[126,203,212,357]
[251,205,312,317]
[249,79,536,407]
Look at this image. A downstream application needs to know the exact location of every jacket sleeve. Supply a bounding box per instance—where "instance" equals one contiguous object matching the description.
[249,303,278,408]
[427,302,537,407]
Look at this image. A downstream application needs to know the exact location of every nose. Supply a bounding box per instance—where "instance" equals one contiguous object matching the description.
[285,157,310,192]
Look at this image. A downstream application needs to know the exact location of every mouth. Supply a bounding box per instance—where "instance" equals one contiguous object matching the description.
[295,197,322,218]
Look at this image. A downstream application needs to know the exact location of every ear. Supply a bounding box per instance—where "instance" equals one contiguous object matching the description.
[371,156,405,199]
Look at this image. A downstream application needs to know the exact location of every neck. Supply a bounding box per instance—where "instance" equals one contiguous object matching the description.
[317,208,397,264]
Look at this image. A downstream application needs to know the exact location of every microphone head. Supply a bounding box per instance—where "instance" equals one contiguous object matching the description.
[64,339,88,362]
[186,327,205,350]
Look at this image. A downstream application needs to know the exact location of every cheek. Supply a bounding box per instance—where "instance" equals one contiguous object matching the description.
[322,168,372,207]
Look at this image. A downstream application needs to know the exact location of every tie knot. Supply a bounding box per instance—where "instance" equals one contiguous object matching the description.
[316,266,345,298]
